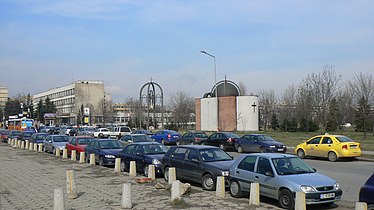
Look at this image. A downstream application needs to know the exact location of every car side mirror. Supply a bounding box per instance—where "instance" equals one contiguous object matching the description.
[313,168,317,172]
[265,171,274,177]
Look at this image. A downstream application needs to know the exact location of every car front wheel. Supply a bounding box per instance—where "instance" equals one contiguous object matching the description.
[201,174,215,191]
[278,189,294,209]
[229,180,243,198]
[164,167,169,181]
[297,149,306,159]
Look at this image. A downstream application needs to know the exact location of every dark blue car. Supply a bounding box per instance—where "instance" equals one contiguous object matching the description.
[85,139,124,166]
[234,134,287,153]
[118,142,168,176]
[359,173,374,209]
[151,130,180,145]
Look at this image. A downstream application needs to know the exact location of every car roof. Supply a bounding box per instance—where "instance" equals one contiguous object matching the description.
[128,142,161,145]
[240,153,296,159]
[173,145,219,149]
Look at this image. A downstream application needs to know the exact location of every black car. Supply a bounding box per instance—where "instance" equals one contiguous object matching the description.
[85,139,124,166]
[234,134,287,153]
[162,145,235,191]
[30,133,48,144]
[176,131,208,145]
[118,142,168,176]
[359,173,374,210]
[202,132,240,151]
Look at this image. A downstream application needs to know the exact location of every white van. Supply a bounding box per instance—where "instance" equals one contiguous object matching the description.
[109,126,132,139]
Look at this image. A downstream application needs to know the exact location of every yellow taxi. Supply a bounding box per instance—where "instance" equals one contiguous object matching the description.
[295,134,362,162]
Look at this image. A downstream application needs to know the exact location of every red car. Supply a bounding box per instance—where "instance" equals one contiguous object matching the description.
[66,136,94,157]
[1,130,10,142]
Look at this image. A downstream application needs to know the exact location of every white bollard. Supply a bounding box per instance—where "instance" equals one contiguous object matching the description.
[168,167,176,185]
[79,152,85,163]
[71,150,77,161]
[249,182,260,206]
[56,148,61,157]
[53,187,66,210]
[66,170,78,199]
[129,161,136,177]
[355,202,368,210]
[114,158,121,173]
[20,141,25,149]
[17,140,21,148]
[62,149,68,159]
[25,140,29,150]
[90,153,95,165]
[171,180,181,202]
[7,138,10,144]
[29,142,34,151]
[38,144,43,152]
[295,191,306,210]
[148,165,156,180]
[33,143,38,151]
[121,183,132,209]
[215,176,225,198]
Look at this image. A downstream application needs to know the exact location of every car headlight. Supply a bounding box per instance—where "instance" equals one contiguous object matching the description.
[270,146,276,148]
[334,183,340,190]
[105,155,115,158]
[221,171,230,176]
[152,159,161,165]
[58,146,65,150]
[300,185,316,193]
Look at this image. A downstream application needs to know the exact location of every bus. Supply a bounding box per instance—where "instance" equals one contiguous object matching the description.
[7,118,34,131]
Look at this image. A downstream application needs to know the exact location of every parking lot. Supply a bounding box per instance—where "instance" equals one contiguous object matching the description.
[0,142,356,210]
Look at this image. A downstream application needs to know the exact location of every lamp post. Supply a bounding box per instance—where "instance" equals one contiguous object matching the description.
[201,50,219,131]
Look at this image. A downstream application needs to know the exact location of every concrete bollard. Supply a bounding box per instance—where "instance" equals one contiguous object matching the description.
[90,153,95,165]
[20,141,25,149]
[168,167,176,185]
[53,187,66,210]
[355,202,368,210]
[29,142,34,151]
[33,143,38,151]
[295,191,306,210]
[7,138,10,144]
[56,148,61,157]
[71,150,77,161]
[129,161,136,177]
[249,182,260,206]
[25,140,29,150]
[38,144,43,152]
[66,170,78,199]
[121,183,132,209]
[62,149,68,159]
[215,176,225,198]
[79,152,85,163]
[148,165,156,180]
[171,180,181,202]
[17,140,21,148]
[114,158,121,173]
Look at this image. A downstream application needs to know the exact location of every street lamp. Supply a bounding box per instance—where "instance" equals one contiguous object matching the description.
[201,50,219,131]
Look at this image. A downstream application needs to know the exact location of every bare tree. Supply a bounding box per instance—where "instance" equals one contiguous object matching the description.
[125,97,144,129]
[238,81,247,96]
[169,91,195,129]
[96,98,114,126]
[258,89,277,131]
[280,84,297,132]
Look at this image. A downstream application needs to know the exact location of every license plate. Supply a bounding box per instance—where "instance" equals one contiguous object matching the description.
[320,193,335,199]
[350,145,357,149]
[277,149,284,151]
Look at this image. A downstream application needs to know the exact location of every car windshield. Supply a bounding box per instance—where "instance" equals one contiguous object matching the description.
[77,138,94,145]
[144,144,168,154]
[257,135,275,141]
[11,131,21,135]
[37,134,47,140]
[3,130,10,135]
[53,136,69,142]
[335,136,354,142]
[100,140,123,149]
[23,132,33,137]
[199,148,232,162]
[272,157,315,175]
[133,135,152,142]
[168,131,179,135]
[120,127,131,132]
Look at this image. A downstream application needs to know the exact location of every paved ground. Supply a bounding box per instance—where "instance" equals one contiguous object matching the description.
[0,142,354,210]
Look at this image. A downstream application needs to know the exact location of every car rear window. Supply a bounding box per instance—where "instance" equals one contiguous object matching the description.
[335,136,354,142]
[195,133,208,138]
[54,136,69,142]
[121,127,131,132]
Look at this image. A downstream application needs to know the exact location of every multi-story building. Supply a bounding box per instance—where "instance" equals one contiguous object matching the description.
[33,80,105,125]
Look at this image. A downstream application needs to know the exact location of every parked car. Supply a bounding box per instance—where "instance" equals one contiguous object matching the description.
[119,134,153,146]
[76,127,95,137]
[295,134,362,162]
[202,132,240,151]
[69,127,79,136]
[8,130,22,140]
[176,131,208,145]
[162,145,235,191]
[18,131,36,142]
[229,153,342,209]
[47,127,61,135]
[151,130,181,145]
[42,135,69,154]
[235,134,287,153]
[118,142,168,176]
[109,126,132,139]
[1,130,10,142]
[359,173,374,210]
[59,126,73,135]
[93,128,110,138]
[132,129,153,135]
[84,139,124,166]
[66,136,94,157]
[30,133,48,144]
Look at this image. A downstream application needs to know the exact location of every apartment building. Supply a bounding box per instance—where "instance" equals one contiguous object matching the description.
[33,80,105,125]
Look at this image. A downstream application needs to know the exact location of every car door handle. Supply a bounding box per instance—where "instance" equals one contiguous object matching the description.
[236,171,240,174]
[255,176,259,179]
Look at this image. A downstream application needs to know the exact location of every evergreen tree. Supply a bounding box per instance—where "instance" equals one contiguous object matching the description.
[270,112,279,131]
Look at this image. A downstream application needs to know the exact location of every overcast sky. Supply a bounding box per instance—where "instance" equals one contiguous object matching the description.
[1,0,373,102]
